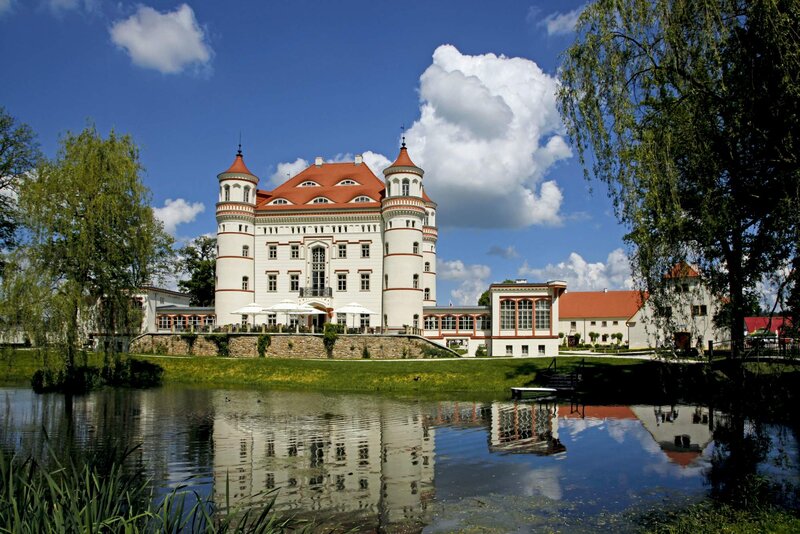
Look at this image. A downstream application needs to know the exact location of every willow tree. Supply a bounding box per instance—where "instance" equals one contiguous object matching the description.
[558,0,800,356]
[15,126,173,372]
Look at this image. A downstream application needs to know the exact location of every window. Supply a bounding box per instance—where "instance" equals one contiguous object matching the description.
[267,274,277,292]
[310,197,331,204]
[538,345,546,355]
[361,243,370,258]
[268,245,277,259]
[385,243,389,255]
[402,179,410,196]
[242,245,249,257]
[244,187,250,203]
[441,316,456,330]
[290,245,299,259]
[224,185,230,201]
[337,179,358,186]
[267,314,277,326]
[424,261,430,272]
[242,276,249,290]
[692,305,708,316]
[522,345,529,356]
[158,316,169,329]
[352,196,372,203]
[270,198,289,205]
[570,321,577,329]
[424,288,430,300]
[241,315,248,326]
[413,314,419,328]
[337,273,347,291]
[458,315,474,331]
[413,242,419,254]
[613,320,619,326]
[601,321,607,327]
[476,315,489,330]
[518,300,533,329]
[290,274,299,291]
[338,243,347,258]
[412,274,419,289]
[299,181,319,187]
[506,345,513,356]
[360,273,370,291]
[590,321,596,326]
[336,314,346,325]
[384,274,388,288]
[602,334,608,342]
[535,300,551,329]
[424,316,438,330]
[360,314,370,328]
[500,300,516,330]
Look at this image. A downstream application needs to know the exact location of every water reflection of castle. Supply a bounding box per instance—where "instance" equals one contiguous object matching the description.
[211,392,435,530]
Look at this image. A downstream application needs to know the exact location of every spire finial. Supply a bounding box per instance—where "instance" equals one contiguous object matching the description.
[400,124,406,148]
[237,132,242,156]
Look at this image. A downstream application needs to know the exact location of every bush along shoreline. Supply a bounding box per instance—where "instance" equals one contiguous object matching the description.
[28,351,164,394]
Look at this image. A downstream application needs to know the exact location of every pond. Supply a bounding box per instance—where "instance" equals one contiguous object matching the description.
[1,386,797,532]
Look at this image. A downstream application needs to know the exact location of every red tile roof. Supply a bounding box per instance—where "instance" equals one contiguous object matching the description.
[222,152,256,177]
[665,262,700,279]
[664,450,701,467]
[559,290,645,320]
[256,161,385,211]
[391,146,417,168]
[744,316,793,334]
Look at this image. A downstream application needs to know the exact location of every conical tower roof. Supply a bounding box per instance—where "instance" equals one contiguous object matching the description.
[219,147,257,178]
[383,140,424,177]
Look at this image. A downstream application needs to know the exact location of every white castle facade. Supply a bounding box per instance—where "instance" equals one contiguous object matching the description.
[215,143,437,333]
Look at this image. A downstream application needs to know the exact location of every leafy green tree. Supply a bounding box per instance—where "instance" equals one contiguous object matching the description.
[14,126,173,372]
[558,0,800,357]
[177,235,216,306]
[477,279,514,306]
[0,107,40,251]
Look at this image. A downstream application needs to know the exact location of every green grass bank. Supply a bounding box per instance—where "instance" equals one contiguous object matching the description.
[1,348,721,401]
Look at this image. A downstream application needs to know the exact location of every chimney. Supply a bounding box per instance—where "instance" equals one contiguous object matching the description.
[515,279,527,284]
[354,154,363,165]
[315,156,323,167]
[603,288,608,293]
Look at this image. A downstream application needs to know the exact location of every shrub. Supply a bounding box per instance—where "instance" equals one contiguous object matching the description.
[208,334,230,357]
[422,345,455,359]
[257,334,271,358]
[362,345,370,359]
[475,345,488,357]
[31,365,101,394]
[322,323,338,358]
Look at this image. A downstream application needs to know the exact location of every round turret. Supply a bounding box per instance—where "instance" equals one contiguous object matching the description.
[215,148,258,325]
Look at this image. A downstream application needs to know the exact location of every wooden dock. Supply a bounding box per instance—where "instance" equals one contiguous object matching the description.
[510,387,558,399]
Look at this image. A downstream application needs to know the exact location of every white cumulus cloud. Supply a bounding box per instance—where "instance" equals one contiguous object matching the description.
[110,4,212,74]
[269,150,392,187]
[438,259,492,306]
[153,198,205,235]
[0,0,13,15]
[518,248,633,291]
[269,157,309,186]
[487,245,519,259]
[538,4,585,36]
[404,45,571,228]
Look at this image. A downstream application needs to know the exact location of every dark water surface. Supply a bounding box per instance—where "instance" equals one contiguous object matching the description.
[1,386,797,532]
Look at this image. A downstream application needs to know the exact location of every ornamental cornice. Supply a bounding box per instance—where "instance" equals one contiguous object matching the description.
[381,207,426,219]
[217,201,255,211]
[383,165,424,178]
[216,212,255,223]
[218,172,259,185]
[254,212,382,225]
[381,197,426,209]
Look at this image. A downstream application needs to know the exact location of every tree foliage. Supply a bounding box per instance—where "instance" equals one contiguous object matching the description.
[177,235,216,306]
[477,279,514,306]
[10,126,173,370]
[558,0,800,355]
[0,107,40,250]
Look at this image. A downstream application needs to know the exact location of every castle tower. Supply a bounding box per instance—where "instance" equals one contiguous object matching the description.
[215,147,258,325]
[381,142,426,332]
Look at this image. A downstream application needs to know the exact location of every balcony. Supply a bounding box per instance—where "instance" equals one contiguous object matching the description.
[299,287,332,298]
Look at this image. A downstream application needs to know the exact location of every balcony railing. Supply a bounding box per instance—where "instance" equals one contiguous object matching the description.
[299,287,332,298]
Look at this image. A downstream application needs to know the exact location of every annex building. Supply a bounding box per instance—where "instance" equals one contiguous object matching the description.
[209,143,566,357]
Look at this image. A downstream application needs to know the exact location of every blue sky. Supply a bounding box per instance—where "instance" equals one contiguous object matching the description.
[0,0,634,305]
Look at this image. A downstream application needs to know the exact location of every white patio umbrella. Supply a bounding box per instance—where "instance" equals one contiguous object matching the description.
[288,304,327,332]
[231,302,267,326]
[263,299,309,326]
[333,302,378,330]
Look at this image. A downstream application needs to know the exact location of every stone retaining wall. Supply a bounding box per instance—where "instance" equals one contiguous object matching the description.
[130,333,455,359]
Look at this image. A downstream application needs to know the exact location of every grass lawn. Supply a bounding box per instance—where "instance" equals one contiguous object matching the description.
[0,348,718,400]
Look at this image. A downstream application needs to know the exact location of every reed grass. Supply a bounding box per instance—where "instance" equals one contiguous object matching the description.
[0,448,309,533]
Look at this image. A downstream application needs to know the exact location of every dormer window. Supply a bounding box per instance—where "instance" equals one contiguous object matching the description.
[299,181,320,187]
[336,179,359,186]
[269,198,290,205]
[351,196,373,203]
[309,197,332,204]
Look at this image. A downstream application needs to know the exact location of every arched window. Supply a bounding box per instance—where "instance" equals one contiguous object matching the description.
[402,179,410,196]
[413,314,419,328]
[413,242,419,254]
[224,185,230,201]
[518,300,533,330]
[309,197,332,204]
[242,276,249,290]
[412,274,419,289]
[424,261,430,272]
[243,186,250,203]
[299,181,320,187]
[351,196,373,203]
[270,198,289,205]
[500,300,516,330]
[535,300,551,329]
[242,245,249,257]
[424,288,430,300]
